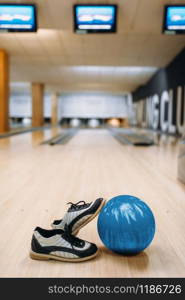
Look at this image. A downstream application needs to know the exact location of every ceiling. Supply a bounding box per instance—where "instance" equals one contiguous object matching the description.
[0,0,185,94]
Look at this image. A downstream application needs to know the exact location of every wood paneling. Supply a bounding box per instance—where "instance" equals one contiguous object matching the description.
[51,93,58,125]
[0,50,9,133]
[32,83,44,127]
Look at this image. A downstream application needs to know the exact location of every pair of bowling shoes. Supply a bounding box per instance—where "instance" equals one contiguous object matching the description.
[30,198,105,262]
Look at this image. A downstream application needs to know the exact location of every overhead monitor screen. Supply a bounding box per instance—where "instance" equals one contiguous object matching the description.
[0,4,37,32]
[74,4,117,33]
[163,5,185,34]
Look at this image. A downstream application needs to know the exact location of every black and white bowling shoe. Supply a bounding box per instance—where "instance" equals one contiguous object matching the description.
[30,226,98,262]
[51,198,106,235]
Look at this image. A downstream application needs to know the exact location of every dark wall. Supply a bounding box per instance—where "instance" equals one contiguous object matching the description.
[133,47,185,102]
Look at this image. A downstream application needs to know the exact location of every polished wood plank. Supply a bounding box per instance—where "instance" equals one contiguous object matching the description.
[0,129,185,277]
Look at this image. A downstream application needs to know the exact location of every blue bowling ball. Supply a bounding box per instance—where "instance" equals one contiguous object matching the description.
[97,195,155,255]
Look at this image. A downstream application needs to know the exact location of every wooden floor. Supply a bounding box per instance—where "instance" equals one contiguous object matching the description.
[0,128,185,278]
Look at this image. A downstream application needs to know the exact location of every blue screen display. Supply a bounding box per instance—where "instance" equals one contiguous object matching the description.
[166,6,185,30]
[75,5,116,31]
[0,5,36,31]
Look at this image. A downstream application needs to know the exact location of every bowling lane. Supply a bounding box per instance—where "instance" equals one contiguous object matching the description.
[0,126,62,149]
[0,129,185,277]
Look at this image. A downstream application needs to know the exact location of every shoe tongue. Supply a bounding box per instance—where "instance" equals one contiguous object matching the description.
[62,229,85,247]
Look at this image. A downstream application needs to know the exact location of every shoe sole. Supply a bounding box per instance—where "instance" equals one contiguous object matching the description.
[72,198,106,235]
[51,199,106,235]
[30,249,99,263]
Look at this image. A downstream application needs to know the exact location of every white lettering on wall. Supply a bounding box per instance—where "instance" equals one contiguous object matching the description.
[176,86,185,135]
[146,97,153,127]
[168,90,176,134]
[133,85,185,135]
[160,91,169,132]
[151,94,159,130]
